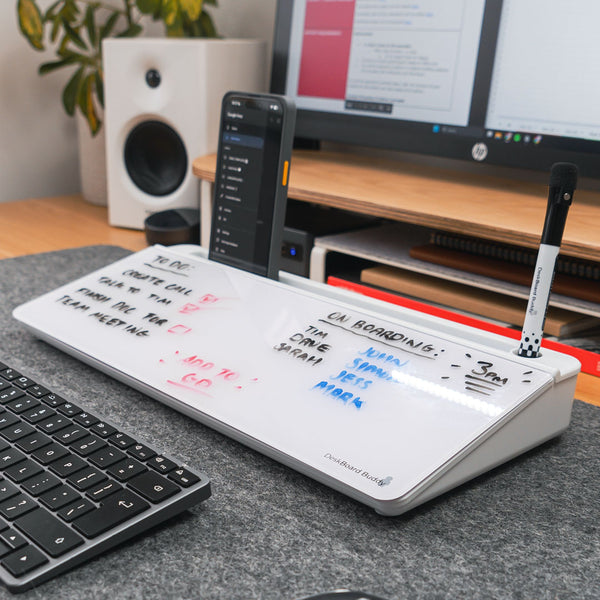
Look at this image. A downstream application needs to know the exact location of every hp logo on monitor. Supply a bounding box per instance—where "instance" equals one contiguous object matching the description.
[471,143,489,162]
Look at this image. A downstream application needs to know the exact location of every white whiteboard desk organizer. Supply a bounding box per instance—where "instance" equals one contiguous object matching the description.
[13,245,580,516]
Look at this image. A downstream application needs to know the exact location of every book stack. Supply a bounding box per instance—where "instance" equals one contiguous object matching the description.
[315,223,600,376]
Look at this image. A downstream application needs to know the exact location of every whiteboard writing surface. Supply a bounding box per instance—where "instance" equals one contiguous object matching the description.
[14,246,561,511]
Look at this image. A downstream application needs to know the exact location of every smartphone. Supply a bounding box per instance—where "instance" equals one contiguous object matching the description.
[209,91,296,279]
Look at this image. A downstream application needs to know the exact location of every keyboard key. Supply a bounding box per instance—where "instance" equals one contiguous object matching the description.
[25,384,50,399]
[57,499,95,523]
[0,494,38,520]
[6,397,39,414]
[0,448,27,469]
[48,454,87,477]
[86,480,122,502]
[1,545,48,577]
[15,432,52,454]
[107,458,147,482]
[0,481,20,503]
[70,435,107,457]
[11,377,36,391]
[127,443,156,461]
[67,467,107,491]
[38,415,71,434]
[0,388,24,405]
[88,446,126,469]
[53,425,88,445]
[147,455,177,474]
[108,432,136,450]
[0,414,20,430]
[73,411,99,427]
[21,405,56,424]
[41,393,66,408]
[20,472,61,497]
[0,542,10,558]
[15,508,84,557]
[0,529,27,550]
[89,422,117,438]
[73,489,149,539]
[168,467,201,488]
[57,403,81,417]
[4,460,43,484]
[0,423,36,443]
[31,443,70,466]
[0,370,21,382]
[128,470,180,503]
[40,485,81,511]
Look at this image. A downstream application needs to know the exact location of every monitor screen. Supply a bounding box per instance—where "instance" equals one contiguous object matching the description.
[271,0,600,178]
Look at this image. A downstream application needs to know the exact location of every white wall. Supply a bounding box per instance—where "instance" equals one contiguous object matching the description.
[0,0,277,203]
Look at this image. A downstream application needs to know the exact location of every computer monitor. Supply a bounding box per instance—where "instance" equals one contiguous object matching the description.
[271,0,600,179]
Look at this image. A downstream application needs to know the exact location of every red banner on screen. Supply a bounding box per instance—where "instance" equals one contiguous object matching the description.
[297,0,356,99]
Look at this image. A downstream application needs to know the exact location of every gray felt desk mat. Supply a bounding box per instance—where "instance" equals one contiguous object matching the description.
[0,245,598,600]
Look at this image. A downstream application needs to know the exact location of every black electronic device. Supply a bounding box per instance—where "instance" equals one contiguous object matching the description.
[209,91,296,279]
[271,0,600,179]
[144,208,200,246]
[0,360,210,591]
[280,200,380,277]
[296,590,390,600]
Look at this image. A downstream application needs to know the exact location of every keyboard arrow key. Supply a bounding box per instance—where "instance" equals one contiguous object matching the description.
[1,545,48,577]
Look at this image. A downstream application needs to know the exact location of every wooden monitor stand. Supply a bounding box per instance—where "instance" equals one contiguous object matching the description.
[193,149,600,261]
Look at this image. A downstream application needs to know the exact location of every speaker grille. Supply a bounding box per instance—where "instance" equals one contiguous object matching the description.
[124,121,188,196]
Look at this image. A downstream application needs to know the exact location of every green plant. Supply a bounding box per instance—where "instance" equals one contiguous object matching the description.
[17,0,218,136]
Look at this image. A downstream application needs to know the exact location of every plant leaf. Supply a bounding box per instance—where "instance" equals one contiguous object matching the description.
[17,0,45,50]
[198,10,217,37]
[61,18,88,50]
[84,6,97,48]
[58,0,80,23]
[136,0,161,15]
[116,23,143,38]
[78,73,101,136]
[95,70,104,108]
[180,0,202,22]
[58,32,70,55]
[62,65,84,116]
[99,12,120,39]
[165,18,185,37]
[50,14,62,42]
[56,47,87,60]
[161,0,180,27]
[43,0,62,23]
[38,55,79,75]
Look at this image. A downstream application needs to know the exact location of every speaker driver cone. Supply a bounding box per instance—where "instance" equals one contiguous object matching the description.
[124,120,188,196]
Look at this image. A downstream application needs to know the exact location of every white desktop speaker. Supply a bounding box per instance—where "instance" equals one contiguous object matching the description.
[103,38,267,229]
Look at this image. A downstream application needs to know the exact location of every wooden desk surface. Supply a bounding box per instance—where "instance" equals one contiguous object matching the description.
[0,195,147,259]
[1,194,598,407]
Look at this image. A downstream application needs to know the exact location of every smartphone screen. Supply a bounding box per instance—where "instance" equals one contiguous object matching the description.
[209,92,295,279]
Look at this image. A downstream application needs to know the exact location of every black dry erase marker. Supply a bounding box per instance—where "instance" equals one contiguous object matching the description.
[518,162,578,358]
